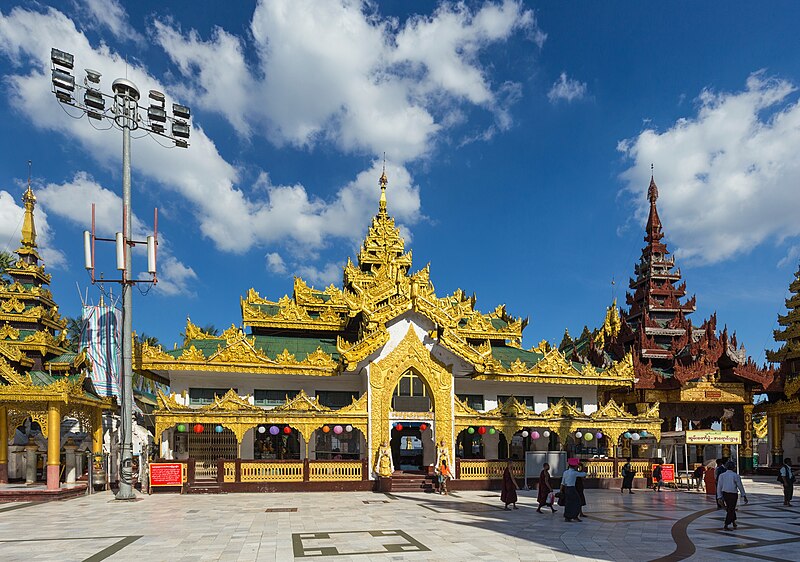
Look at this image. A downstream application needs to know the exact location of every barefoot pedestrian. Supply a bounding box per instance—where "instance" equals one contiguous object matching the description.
[501,458,519,510]
[536,463,557,513]
[717,461,747,531]
[562,458,587,522]
[620,457,635,494]
[779,458,795,506]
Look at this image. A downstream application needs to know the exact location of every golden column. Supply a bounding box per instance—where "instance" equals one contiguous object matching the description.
[92,409,104,456]
[46,402,61,490]
[741,404,755,472]
[0,406,8,483]
[721,418,732,459]
[770,413,784,466]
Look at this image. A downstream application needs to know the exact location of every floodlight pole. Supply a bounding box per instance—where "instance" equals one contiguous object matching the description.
[117,79,136,501]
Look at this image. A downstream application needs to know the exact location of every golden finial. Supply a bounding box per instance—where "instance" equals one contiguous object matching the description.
[20,160,37,249]
[379,152,387,215]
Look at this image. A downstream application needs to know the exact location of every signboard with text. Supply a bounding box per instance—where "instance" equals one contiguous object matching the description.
[652,463,675,483]
[149,462,186,488]
[685,430,741,445]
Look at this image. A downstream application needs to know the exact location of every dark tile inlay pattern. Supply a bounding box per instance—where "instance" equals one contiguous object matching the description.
[265,507,298,512]
[292,529,429,557]
[0,535,142,562]
[362,500,390,504]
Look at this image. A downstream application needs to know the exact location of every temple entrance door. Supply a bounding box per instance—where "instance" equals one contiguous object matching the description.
[391,424,424,472]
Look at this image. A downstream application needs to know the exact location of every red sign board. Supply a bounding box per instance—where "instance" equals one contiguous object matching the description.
[652,463,675,483]
[150,463,186,487]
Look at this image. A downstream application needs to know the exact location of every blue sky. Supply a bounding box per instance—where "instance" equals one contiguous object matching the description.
[1,1,799,362]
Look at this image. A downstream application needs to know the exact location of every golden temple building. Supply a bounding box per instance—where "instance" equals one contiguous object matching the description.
[136,172,662,492]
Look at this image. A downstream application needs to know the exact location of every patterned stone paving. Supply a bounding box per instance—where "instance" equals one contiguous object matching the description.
[0,477,797,561]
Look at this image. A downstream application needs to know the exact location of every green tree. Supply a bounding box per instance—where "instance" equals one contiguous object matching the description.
[0,250,13,283]
[64,316,83,352]
[136,333,160,347]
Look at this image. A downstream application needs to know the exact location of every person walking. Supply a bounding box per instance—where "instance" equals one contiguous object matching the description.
[575,462,587,517]
[652,461,664,492]
[536,462,557,513]
[714,458,727,509]
[692,465,705,492]
[562,458,588,522]
[437,459,452,495]
[717,460,747,531]
[621,457,635,494]
[779,458,795,506]
[501,459,519,510]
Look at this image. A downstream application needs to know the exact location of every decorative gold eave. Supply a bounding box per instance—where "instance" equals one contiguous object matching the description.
[5,261,51,284]
[0,342,34,368]
[337,326,390,371]
[3,330,68,357]
[0,281,56,306]
[470,372,633,387]
[241,296,348,331]
[757,397,800,415]
[0,374,113,410]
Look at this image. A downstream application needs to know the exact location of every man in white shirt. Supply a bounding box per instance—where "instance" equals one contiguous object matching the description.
[717,461,748,531]
[780,458,795,506]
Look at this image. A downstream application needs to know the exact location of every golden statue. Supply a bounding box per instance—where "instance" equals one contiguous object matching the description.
[436,440,451,472]
[375,441,393,478]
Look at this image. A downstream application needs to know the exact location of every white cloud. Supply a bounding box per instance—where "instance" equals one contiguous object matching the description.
[36,172,196,296]
[547,72,587,103]
[0,188,66,269]
[618,72,800,265]
[265,252,287,274]
[295,262,343,288]
[75,0,143,44]
[155,0,538,161]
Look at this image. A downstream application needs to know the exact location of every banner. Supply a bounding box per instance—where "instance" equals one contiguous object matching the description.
[80,303,121,399]
[685,430,741,445]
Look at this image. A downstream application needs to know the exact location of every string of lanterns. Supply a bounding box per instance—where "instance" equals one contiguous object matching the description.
[174,424,360,435]
[460,427,649,442]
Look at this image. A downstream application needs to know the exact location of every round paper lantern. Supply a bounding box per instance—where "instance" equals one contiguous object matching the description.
[488,428,496,435]
[258,426,266,434]
[215,425,224,433]
[477,426,487,435]
[419,423,428,431]
[542,430,550,438]
[333,425,343,435]
[595,432,603,440]
[584,432,593,442]
[631,432,641,441]
[283,426,292,435]
[575,431,582,439]
[623,432,632,439]
[193,424,204,434]
[322,425,330,433]
[345,425,353,432]
[521,430,529,438]
[467,427,475,434]
[269,425,280,435]
[531,431,540,440]
[395,423,404,432]
[176,424,186,433]
[640,430,648,437]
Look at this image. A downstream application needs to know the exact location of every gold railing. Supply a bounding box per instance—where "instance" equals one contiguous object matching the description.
[459,460,524,480]
[584,460,614,479]
[240,461,303,482]
[223,461,236,483]
[309,461,362,482]
[631,461,652,480]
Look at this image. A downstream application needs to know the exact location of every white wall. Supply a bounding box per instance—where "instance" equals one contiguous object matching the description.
[453,379,598,415]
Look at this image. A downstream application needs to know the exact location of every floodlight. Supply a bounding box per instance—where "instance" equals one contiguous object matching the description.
[112,78,140,101]
[147,106,166,123]
[149,90,165,103]
[51,48,74,69]
[172,120,190,138]
[55,91,72,104]
[85,69,101,84]
[151,123,165,134]
[52,69,75,91]
[84,89,105,111]
[175,139,188,149]
[172,103,190,119]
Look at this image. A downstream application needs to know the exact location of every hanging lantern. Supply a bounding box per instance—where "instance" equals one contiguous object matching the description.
[176,424,186,433]
[269,425,280,435]
[542,430,550,438]
[215,425,224,433]
[419,423,428,431]
[488,428,496,435]
[595,432,603,440]
[193,424,204,434]
[623,431,632,439]
[584,433,593,442]
[521,430,529,438]
[640,430,648,437]
[631,433,641,441]
[395,423,404,432]
[467,427,475,434]
[322,425,330,433]
[333,425,343,435]
[477,426,487,435]
[283,426,292,435]
[575,431,582,439]
[257,426,266,434]
[531,431,540,440]
[345,425,353,432]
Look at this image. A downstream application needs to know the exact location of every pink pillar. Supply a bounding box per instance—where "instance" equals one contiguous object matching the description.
[46,465,60,490]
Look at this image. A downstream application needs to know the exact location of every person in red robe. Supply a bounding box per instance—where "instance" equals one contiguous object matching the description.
[501,459,519,510]
[537,462,556,513]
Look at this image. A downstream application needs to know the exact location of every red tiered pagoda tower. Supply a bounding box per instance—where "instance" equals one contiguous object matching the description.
[562,175,778,470]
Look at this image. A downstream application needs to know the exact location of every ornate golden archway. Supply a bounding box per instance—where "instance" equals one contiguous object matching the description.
[368,326,453,469]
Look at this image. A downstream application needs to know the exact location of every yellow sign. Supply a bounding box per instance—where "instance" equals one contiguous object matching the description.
[685,430,741,445]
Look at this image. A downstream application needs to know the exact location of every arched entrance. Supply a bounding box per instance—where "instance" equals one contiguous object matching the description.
[368,327,454,475]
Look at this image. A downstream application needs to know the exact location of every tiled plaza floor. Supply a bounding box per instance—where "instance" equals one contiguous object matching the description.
[0,477,797,561]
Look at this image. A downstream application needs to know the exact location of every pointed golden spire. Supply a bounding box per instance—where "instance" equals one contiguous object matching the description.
[20,161,37,250]
[379,153,387,215]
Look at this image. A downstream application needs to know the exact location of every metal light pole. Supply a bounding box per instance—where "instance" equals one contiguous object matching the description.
[50,49,190,500]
